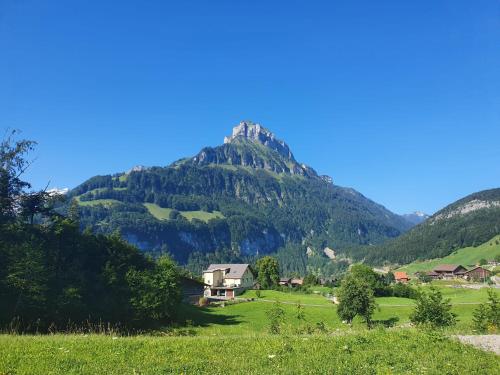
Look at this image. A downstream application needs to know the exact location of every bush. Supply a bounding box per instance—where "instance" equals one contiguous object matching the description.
[266,301,285,334]
[410,287,456,328]
[392,283,419,299]
[472,289,500,333]
[198,297,209,307]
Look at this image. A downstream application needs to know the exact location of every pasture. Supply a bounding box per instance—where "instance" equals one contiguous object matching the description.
[1,330,499,374]
[398,235,500,274]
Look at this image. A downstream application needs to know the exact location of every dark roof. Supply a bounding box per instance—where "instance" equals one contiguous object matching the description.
[279,277,291,282]
[433,264,466,272]
[204,264,253,279]
[465,266,491,274]
[426,271,439,276]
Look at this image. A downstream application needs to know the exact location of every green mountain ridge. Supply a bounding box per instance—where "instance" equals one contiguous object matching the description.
[68,121,413,274]
[352,188,500,266]
[397,234,500,275]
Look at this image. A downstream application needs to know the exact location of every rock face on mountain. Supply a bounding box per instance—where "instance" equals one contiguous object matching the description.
[224,121,294,160]
[355,188,500,266]
[189,121,317,177]
[69,121,412,272]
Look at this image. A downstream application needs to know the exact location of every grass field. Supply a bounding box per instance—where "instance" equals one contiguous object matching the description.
[143,203,224,222]
[398,235,500,274]
[241,289,333,305]
[2,287,499,374]
[180,286,494,335]
[1,330,498,374]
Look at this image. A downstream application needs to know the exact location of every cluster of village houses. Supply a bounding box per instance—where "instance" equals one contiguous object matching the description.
[180,262,494,303]
[394,264,493,284]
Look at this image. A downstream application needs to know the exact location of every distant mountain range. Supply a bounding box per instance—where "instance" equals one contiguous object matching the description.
[402,211,430,226]
[68,121,415,274]
[353,188,500,266]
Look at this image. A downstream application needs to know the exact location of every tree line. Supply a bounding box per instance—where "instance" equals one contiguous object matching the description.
[0,131,181,332]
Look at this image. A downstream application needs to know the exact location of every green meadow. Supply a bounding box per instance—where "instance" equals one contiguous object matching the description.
[143,203,224,222]
[1,330,498,375]
[398,235,500,275]
[1,286,498,374]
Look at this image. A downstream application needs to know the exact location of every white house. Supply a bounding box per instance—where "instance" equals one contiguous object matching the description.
[202,264,255,299]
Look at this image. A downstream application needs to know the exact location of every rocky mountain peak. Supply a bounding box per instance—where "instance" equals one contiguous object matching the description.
[224,121,295,160]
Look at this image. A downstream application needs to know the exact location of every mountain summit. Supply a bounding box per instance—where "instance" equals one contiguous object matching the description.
[69,120,413,272]
[188,121,317,177]
[223,121,294,160]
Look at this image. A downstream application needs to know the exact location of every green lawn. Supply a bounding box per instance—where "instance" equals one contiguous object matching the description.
[399,235,500,274]
[180,288,492,335]
[1,331,498,374]
[1,288,498,373]
[241,289,333,305]
[143,203,224,222]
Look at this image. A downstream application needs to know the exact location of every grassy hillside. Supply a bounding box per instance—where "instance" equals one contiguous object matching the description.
[398,235,500,274]
[354,188,500,266]
[144,203,224,222]
[1,331,499,375]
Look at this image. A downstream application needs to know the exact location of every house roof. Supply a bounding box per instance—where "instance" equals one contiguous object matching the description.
[426,271,439,276]
[394,272,409,280]
[465,266,491,274]
[290,278,303,285]
[433,264,465,272]
[279,277,291,283]
[203,264,252,279]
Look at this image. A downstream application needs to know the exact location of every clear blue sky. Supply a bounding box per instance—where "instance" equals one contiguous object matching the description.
[1,0,499,215]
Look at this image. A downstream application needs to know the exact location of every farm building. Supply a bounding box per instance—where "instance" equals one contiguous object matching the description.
[464,266,492,282]
[290,278,304,287]
[279,277,292,286]
[433,264,468,279]
[202,264,255,299]
[394,272,410,283]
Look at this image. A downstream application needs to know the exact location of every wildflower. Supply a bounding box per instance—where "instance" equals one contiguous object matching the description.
[112,336,118,340]
[268,354,276,359]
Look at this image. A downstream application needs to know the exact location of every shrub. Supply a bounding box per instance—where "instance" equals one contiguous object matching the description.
[473,289,500,333]
[266,300,285,334]
[198,297,209,307]
[392,283,419,299]
[410,287,456,328]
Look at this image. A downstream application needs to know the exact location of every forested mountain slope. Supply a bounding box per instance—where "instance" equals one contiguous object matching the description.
[353,188,500,266]
[68,121,412,273]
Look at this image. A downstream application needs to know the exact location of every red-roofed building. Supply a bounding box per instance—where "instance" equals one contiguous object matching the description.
[394,272,410,283]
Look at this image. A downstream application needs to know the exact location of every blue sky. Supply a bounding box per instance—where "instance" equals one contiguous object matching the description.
[1,0,498,214]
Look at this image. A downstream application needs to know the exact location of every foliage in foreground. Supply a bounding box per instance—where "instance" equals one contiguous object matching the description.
[1,330,499,375]
[410,286,456,328]
[0,131,181,332]
[473,289,500,333]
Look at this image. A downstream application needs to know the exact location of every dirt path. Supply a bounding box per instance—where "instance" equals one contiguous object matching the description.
[453,335,500,355]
